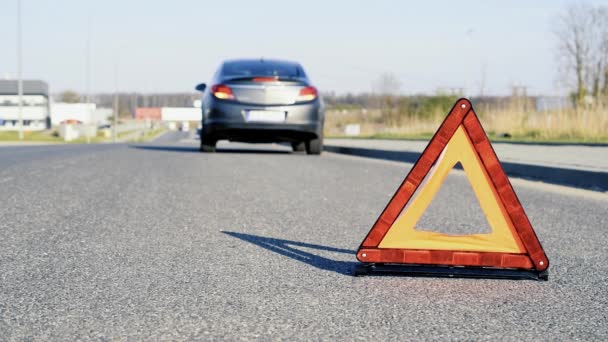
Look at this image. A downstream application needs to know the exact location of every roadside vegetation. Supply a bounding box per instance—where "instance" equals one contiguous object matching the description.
[325,99,608,143]
[0,127,165,144]
[141,128,166,140]
[0,130,61,142]
[117,127,165,142]
[326,3,608,144]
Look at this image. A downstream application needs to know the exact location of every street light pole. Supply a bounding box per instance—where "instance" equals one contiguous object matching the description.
[85,11,91,144]
[113,60,118,143]
[17,0,23,140]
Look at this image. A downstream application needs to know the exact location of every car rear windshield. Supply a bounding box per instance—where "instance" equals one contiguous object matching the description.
[222,60,303,79]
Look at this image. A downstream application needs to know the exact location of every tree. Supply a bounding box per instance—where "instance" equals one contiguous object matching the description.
[555,4,608,106]
[590,7,608,101]
[595,7,608,99]
[372,72,402,126]
[59,90,81,103]
[373,72,401,96]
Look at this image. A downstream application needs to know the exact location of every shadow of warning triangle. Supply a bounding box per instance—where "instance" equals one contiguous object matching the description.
[222,231,357,276]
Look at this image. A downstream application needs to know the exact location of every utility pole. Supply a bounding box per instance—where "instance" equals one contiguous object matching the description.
[85,10,91,144]
[113,60,118,142]
[17,0,23,140]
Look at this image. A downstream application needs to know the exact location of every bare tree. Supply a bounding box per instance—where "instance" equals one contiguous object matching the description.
[373,72,401,96]
[58,90,81,103]
[590,7,608,102]
[556,4,592,104]
[372,72,402,126]
[556,3,608,106]
[594,7,608,100]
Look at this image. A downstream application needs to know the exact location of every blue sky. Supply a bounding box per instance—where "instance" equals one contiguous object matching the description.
[0,0,604,95]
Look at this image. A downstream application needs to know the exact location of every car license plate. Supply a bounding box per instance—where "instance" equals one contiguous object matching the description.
[246,110,286,123]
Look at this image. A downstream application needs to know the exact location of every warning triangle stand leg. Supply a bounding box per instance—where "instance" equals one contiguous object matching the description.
[354,263,548,281]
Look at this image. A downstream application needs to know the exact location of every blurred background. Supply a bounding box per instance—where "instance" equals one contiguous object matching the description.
[0,0,607,143]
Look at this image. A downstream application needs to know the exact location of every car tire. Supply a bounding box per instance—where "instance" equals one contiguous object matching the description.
[200,138,216,153]
[305,136,323,155]
[291,141,306,152]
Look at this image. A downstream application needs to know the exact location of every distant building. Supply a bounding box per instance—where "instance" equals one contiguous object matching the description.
[0,80,50,131]
[135,107,200,122]
[161,107,201,122]
[50,103,111,126]
[135,107,162,121]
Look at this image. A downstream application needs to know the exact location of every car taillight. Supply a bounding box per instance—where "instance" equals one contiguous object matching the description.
[296,86,318,102]
[212,84,235,100]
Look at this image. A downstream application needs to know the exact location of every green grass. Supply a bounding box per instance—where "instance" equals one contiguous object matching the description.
[116,129,140,139]
[130,128,166,142]
[115,128,165,142]
[143,128,166,140]
[0,130,109,143]
[0,128,163,144]
[0,130,62,142]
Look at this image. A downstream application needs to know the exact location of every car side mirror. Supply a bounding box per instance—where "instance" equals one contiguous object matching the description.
[195,83,206,92]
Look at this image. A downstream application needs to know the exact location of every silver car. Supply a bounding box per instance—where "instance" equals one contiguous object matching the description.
[195,58,325,154]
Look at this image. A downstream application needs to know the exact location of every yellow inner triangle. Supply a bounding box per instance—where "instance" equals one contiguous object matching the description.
[378,125,525,254]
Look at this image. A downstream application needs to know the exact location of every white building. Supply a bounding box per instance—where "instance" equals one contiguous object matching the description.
[50,102,111,126]
[161,107,201,122]
[0,80,50,131]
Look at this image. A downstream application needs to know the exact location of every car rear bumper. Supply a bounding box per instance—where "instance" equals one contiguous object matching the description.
[203,121,322,143]
[202,100,324,143]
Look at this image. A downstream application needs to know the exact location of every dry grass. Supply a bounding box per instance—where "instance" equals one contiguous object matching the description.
[325,106,608,142]
[480,107,608,141]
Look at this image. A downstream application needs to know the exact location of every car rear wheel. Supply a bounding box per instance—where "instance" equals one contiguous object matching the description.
[200,138,216,153]
[291,142,306,152]
[305,136,323,155]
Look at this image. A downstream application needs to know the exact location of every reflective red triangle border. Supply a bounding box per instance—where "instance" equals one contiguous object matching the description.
[356,98,549,273]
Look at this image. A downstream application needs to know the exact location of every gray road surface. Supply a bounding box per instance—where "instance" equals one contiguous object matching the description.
[1,132,607,340]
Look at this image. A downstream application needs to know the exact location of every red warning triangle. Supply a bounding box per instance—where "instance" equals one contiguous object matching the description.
[356,98,549,276]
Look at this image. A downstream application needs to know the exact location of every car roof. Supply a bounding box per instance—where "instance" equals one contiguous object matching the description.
[222,58,301,67]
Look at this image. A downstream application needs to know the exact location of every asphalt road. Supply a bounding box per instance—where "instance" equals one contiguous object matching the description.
[1,131,607,340]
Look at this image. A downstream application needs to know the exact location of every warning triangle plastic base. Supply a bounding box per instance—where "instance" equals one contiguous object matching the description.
[354,263,548,281]
[355,98,549,280]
